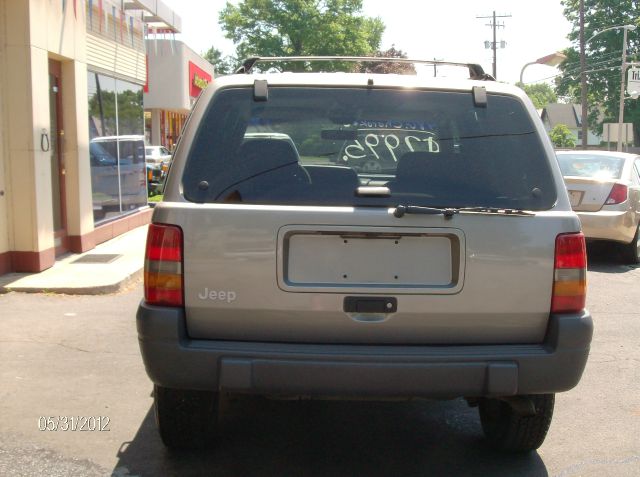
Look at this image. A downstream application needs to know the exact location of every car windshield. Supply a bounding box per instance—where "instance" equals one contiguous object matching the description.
[183,87,556,210]
[557,153,624,180]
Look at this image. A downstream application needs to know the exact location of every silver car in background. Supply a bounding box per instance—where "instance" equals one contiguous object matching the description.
[556,150,640,263]
[145,145,172,166]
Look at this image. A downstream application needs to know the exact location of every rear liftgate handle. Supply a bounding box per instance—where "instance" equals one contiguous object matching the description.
[344,297,397,322]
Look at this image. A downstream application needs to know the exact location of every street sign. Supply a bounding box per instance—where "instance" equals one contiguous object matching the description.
[603,123,634,145]
[628,67,640,98]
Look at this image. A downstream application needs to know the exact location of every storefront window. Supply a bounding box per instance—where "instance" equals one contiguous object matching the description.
[88,71,146,223]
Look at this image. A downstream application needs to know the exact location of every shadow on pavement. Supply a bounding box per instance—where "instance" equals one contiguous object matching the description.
[586,242,639,273]
[113,396,548,477]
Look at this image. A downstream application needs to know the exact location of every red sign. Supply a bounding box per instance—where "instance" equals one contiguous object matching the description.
[143,54,149,93]
[188,61,212,98]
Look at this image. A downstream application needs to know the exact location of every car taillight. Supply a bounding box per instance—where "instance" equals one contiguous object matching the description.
[605,183,628,205]
[551,232,586,314]
[144,224,183,307]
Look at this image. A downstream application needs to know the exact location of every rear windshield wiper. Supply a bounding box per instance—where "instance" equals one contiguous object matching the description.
[454,206,535,216]
[393,204,534,218]
[393,204,458,218]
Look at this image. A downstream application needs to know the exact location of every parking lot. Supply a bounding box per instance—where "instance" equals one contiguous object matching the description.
[0,246,639,477]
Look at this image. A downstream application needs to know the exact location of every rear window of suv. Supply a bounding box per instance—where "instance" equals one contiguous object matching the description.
[183,87,556,210]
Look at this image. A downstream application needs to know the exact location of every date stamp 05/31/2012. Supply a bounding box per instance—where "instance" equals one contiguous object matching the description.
[38,416,110,432]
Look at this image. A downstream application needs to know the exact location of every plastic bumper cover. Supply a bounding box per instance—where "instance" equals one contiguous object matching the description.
[137,302,593,398]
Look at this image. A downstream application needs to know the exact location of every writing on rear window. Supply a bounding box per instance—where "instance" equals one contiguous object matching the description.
[342,129,440,171]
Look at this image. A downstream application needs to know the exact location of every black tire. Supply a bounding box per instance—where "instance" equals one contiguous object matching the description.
[479,394,554,452]
[623,225,640,264]
[154,385,218,449]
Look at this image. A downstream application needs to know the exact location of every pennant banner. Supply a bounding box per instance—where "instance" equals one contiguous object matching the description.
[120,9,125,43]
[111,6,116,39]
[130,16,135,47]
[98,0,103,32]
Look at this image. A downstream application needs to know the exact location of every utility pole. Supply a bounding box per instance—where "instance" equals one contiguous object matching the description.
[579,0,588,149]
[477,11,511,79]
[433,57,442,77]
[616,26,632,152]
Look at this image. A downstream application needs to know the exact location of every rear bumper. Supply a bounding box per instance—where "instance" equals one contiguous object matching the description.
[137,303,593,398]
[578,209,636,243]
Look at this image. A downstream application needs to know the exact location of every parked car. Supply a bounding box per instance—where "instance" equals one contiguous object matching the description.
[145,145,172,166]
[137,57,592,452]
[556,150,640,263]
[89,135,147,220]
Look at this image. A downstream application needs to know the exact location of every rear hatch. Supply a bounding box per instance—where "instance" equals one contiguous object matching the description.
[168,84,576,345]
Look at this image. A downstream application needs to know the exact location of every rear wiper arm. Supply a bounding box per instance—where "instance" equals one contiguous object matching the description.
[393,204,458,218]
[393,205,535,218]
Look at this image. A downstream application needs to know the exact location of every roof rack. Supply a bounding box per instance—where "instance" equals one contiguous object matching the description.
[235,56,494,81]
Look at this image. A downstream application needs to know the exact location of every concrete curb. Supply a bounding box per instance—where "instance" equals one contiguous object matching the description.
[0,268,143,296]
[0,225,148,296]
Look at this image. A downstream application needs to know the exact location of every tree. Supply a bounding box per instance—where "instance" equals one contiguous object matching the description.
[202,47,238,76]
[519,83,558,109]
[219,0,384,71]
[353,45,415,74]
[549,124,577,148]
[88,89,143,137]
[556,1,639,140]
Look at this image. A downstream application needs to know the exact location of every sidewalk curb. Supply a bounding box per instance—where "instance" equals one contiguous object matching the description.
[0,268,143,296]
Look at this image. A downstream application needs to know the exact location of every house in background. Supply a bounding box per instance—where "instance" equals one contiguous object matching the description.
[540,103,602,146]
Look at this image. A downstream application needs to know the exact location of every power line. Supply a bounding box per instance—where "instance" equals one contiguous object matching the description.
[522,53,625,85]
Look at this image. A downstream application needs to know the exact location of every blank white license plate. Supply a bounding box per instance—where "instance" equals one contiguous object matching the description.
[286,234,453,287]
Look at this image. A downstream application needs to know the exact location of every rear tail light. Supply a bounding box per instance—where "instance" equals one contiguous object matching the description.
[144,224,183,307]
[605,183,628,205]
[551,232,586,314]
[148,168,153,181]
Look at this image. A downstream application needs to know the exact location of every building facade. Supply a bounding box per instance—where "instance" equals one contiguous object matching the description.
[0,0,180,275]
[144,39,214,150]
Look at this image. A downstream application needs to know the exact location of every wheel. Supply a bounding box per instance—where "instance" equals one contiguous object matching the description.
[622,224,640,264]
[479,394,554,452]
[154,385,218,449]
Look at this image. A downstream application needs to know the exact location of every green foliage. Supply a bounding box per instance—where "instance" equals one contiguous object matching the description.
[219,0,384,71]
[519,83,558,109]
[88,89,143,136]
[549,123,577,148]
[353,45,416,74]
[557,1,639,138]
[202,47,238,76]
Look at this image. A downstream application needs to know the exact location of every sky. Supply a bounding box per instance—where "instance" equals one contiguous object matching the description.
[161,0,574,85]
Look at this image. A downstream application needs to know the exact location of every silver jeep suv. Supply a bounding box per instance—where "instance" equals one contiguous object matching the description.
[137,57,592,452]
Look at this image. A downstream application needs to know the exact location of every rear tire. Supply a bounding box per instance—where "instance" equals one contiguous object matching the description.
[479,394,554,452]
[622,225,640,264]
[154,385,218,449]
